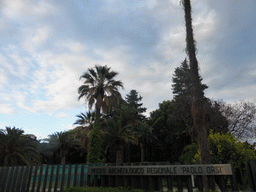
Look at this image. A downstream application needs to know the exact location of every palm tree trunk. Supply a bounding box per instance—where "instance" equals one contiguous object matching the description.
[140,142,145,162]
[127,143,131,162]
[95,103,101,129]
[182,0,212,190]
[116,145,123,163]
[61,155,66,164]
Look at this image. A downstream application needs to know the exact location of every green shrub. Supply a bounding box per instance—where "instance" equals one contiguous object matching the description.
[179,142,199,163]
[87,124,102,164]
[64,186,144,192]
[193,131,256,167]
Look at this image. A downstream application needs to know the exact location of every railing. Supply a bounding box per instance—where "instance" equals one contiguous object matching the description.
[0,161,256,192]
[0,164,88,192]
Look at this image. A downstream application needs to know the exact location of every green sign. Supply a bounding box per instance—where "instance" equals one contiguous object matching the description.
[87,164,232,175]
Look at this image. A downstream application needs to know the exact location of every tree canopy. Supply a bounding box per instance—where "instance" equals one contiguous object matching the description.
[0,127,40,166]
[78,65,123,127]
[125,90,147,121]
[172,59,208,100]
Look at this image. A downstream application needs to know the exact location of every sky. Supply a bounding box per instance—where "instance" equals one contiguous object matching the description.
[0,0,256,139]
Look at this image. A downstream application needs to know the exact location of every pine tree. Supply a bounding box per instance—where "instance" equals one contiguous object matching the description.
[125,90,147,121]
[172,59,208,100]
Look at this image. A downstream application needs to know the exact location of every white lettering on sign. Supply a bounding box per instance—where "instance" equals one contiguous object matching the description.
[87,164,232,175]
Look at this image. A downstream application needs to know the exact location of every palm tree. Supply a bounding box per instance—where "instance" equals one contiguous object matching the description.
[73,111,95,153]
[101,104,140,163]
[135,123,157,162]
[0,127,40,166]
[78,65,123,128]
[102,117,138,163]
[47,131,79,164]
[181,0,212,190]
[74,111,95,131]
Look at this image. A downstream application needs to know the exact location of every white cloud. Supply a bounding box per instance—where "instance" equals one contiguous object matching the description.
[56,112,70,118]
[55,40,86,53]
[23,25,51,51]
[65,124,75,130]
[0,68,8,89]
[194,10,218,43]
[2,0,54,19]
[0,103,15,114]
[147,0,158,9]
[94,45,129,73]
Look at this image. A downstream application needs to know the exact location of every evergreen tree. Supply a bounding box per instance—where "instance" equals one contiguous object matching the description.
[172,59,208,100]
[172,59,228,138]
[125,90,147,121]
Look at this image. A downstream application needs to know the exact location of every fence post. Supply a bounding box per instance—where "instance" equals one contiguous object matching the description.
[54,164,60,192]
[31,165,38,192]
[60,164,66,192]
[249,160,256,191]
[216,161,226,192]
[239,162,247,190]
[67,164,72,188]
[148,162,154,191]
[156,162,162,191]
[21,165,30,192]
[16,166,25,192]
[197,176,203,192]
[167,175,173,192]
[244,161,254,191]
[10,166,19,192]
[229,161,238,191]
[124,163,131,189]
[42,164,49,192]
[80,164,85,187]
[36,165,44,192]
[186,175,193,192]
[140,162,147,191]
[95,164,101,187]
[48,165,55,192]
[25,166,34,192]
[73,164,78,187]
[175,162,183,192]
[6,166,15,192]
[1,167,9,192]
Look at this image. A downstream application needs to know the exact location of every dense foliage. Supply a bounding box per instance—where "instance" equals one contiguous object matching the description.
[0,127,40,166]
[125,90,147,121]
[87,124,102,164]
[192,132,256,168]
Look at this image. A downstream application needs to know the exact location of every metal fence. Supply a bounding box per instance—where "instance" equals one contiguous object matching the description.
[0,164,88,192]
[1,161,256,192]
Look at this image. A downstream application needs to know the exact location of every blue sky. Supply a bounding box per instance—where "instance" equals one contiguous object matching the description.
[0,0,256,139]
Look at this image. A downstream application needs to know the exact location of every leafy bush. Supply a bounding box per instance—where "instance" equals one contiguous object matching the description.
[179,142,199,163]
[179,131,256,167]
[193,131,256,167]
[64,186,144,192]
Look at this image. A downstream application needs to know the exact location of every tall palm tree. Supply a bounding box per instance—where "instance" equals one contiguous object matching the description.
[0,127,40,166]
[78,65,123,128]
[181,0,212,190]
